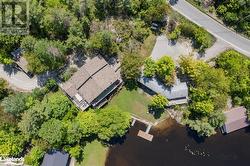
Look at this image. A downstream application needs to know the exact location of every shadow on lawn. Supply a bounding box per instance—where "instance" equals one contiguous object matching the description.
[148,107,165,119]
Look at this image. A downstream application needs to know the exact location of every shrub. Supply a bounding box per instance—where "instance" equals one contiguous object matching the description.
[155,56,175,84]
[143,58,157,77]
[24,146,45,166]
[187,119,216,137]
[169,27,181,41]
[45,78,58,91]
[61,67,77,82]
[149,94,168,111]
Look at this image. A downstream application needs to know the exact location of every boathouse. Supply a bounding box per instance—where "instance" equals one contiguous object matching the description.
[221,107,249,134]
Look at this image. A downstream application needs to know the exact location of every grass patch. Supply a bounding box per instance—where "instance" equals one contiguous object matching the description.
[76,140,108,166]
[107,88,169,123]
[186,0,206,13]
[139,34,157,58]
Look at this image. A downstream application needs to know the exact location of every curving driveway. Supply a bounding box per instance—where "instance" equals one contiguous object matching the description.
[0,64,39,91]
[170,0,250,57]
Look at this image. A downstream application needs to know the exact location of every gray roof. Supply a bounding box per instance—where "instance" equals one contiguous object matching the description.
[41,151,69,166]
[223,107,249,133]
[62,56,120,104]
[138,76,188,100]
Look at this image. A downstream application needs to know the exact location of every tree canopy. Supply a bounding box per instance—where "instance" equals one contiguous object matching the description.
[1,93,29,118]
[38,119,65,146]
[149,94,168,111]
[18,106,45,138]
[216,50,250,116]
[121,54,143,87]
[96,107,131,141]
[155,56,175,84]
[0,130,26,156]
[143,56,176,85]
[87,31,117,57]
[216,0,250,37]
[25,39,66,74]
[0,78,8,100]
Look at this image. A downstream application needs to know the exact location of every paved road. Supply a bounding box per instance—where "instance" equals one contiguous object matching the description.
[170,0,250,57]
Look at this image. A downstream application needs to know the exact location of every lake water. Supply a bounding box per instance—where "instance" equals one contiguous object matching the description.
[106,120,250,166]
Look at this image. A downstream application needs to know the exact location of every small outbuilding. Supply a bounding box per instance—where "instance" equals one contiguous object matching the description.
[41,150,69,166]
[221,107,249,134]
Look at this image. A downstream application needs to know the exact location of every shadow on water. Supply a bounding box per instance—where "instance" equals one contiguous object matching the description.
[106,119,250,166]
[185,127,205,144]
[108,134,128,145]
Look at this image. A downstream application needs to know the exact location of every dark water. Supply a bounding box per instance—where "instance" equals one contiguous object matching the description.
[106,120,250,166]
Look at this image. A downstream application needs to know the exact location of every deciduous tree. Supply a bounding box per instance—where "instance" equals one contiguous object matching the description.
[1,93,28,118]
[96,107,131,141]
[149,94,168,111]
[38,119,65,146]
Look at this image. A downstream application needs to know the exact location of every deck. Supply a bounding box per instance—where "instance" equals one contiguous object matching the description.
[137,130,154,142]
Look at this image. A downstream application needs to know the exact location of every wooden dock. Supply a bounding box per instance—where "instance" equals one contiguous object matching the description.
[132,116,154,142]
[137,130,153,142]
[131,118,136,126]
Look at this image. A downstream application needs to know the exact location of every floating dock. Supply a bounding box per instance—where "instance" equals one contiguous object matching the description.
[132,116,154,142]
[137,130,153,142]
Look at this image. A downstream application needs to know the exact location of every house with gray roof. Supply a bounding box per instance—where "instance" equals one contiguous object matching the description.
[221,107,249,134]
[41,151,69,166]
[61,56,122,110]
[138,76,188,105]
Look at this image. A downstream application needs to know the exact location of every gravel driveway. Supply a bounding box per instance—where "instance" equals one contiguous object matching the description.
[0,64,39,91]
[150,35,193,62]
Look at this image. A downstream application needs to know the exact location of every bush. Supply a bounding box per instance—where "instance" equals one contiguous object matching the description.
[149,94,168,111]
[143,58,157,77]
[1,93,29,118]
[178,22,213,51]
[169,27,181,41]
[0,78,8,100]
[187,119,216,137]
[61,67,77,82]
[45,78,58,91]
[189,101,214,117]
[68,145,82,159]
[21,36,37,52]
[155,56,175,84]
[24,146,45,166]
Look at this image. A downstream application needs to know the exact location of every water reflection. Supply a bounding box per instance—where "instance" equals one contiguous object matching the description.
[106,119,250,166]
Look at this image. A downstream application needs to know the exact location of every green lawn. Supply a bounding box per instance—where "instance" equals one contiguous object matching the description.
[107,88,169,123]
[77,140,108,166]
